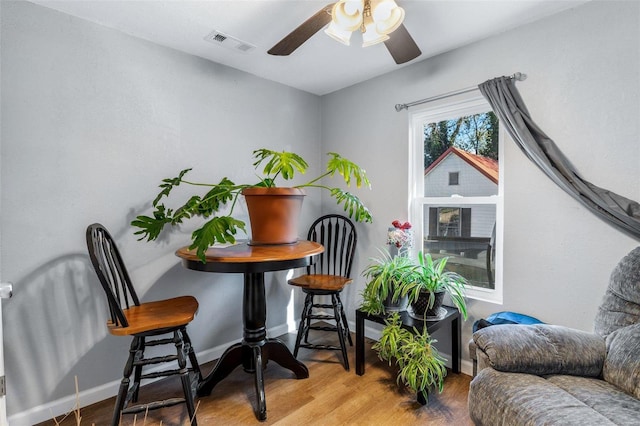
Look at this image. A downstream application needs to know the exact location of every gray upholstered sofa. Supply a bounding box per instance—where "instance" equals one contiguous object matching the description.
[468,247,640,425]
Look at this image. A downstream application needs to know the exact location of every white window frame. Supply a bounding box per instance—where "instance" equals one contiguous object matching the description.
[408,93,503,304]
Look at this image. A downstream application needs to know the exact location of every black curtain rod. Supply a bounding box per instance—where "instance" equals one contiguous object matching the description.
[394,72,527,112]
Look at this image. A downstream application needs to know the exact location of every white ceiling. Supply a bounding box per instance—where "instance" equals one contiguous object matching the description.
[28,0,589,95]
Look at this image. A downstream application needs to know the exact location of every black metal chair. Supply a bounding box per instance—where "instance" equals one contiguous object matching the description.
[288,214,357,371]
[86,223,202,426]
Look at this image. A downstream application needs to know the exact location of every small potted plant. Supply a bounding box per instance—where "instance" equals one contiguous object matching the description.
[132,149,372,262]
[360,220,414,315]
[360,249,413,315]
[372,312,448,404]
[394,251,468,320]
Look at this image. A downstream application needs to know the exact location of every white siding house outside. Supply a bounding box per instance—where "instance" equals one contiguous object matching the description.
[422,147,499,288]
[424,148,498,238]
[425,153,497,197]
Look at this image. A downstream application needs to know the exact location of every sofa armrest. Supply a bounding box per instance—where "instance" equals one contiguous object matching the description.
[473,324,605,376]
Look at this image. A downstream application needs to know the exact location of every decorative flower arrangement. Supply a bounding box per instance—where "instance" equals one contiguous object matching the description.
[387,220,413,249]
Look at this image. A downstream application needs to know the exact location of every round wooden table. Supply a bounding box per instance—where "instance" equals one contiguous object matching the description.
[176,241,324,421]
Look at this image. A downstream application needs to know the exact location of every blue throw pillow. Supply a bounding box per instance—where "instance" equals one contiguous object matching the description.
[473,311,543,332]
[487,311,543,325]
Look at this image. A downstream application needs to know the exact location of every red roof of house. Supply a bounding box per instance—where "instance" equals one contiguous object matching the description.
[424,146,499,184]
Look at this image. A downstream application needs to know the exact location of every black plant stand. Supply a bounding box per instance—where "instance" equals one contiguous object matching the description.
[355,306,461,405]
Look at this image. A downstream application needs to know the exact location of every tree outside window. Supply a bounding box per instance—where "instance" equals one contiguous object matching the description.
[424,111,498,168]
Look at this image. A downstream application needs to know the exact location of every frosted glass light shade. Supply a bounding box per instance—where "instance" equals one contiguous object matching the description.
[361,20,389,47]
[373,0,405,34]
[325,21,353,45]
[324,0,403,48]
[332,0,364,32]
[343,0,365,15]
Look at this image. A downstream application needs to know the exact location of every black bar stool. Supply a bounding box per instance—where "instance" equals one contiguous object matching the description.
[288,214,357,371]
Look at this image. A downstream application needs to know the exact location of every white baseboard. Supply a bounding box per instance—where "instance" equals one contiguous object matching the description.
[8,324,289,426]
[460,359,474,377]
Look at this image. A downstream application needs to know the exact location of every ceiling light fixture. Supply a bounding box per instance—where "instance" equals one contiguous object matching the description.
[324,0,405,47]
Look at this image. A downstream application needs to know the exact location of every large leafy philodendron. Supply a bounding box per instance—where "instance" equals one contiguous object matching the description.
[132,149,373,262]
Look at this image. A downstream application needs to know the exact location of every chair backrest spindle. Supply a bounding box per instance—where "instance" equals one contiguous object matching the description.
[86,223,140,328]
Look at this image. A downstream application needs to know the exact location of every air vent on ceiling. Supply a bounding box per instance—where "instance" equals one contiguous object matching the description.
[204,30,256,54]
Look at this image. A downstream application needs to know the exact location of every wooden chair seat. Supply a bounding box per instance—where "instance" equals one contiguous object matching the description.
[108,296,199,336]
[288,274,352,292]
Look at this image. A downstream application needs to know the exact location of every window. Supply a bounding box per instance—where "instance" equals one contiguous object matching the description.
[409,94,503,303]
[432,207,469,237]
[448,172,459,185]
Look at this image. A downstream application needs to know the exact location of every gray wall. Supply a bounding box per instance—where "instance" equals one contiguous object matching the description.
[323,0,639,369]
[1,0,322,421]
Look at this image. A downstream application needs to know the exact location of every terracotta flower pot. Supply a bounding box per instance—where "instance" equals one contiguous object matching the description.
[242,187,305,245]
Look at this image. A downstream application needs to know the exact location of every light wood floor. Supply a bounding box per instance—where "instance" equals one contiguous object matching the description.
[38,331,473,426]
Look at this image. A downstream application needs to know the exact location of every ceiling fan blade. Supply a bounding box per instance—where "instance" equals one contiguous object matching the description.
[268,3,336,56]
[384,24,422,64]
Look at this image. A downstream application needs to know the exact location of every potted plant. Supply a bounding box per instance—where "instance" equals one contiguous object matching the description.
[394,251,468,321]
[131,149,372,262]
[360,220,415,315]
[372,312,448,404]
[360,249,413,315]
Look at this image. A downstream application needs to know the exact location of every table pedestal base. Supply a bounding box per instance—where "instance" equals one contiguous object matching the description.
[197,338,308,420]
[197,272,309,421]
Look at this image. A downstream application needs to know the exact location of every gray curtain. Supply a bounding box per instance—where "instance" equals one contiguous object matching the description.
[479,76,640,240]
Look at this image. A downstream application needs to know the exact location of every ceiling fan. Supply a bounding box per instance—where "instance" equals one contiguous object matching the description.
[268,0,422,65]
